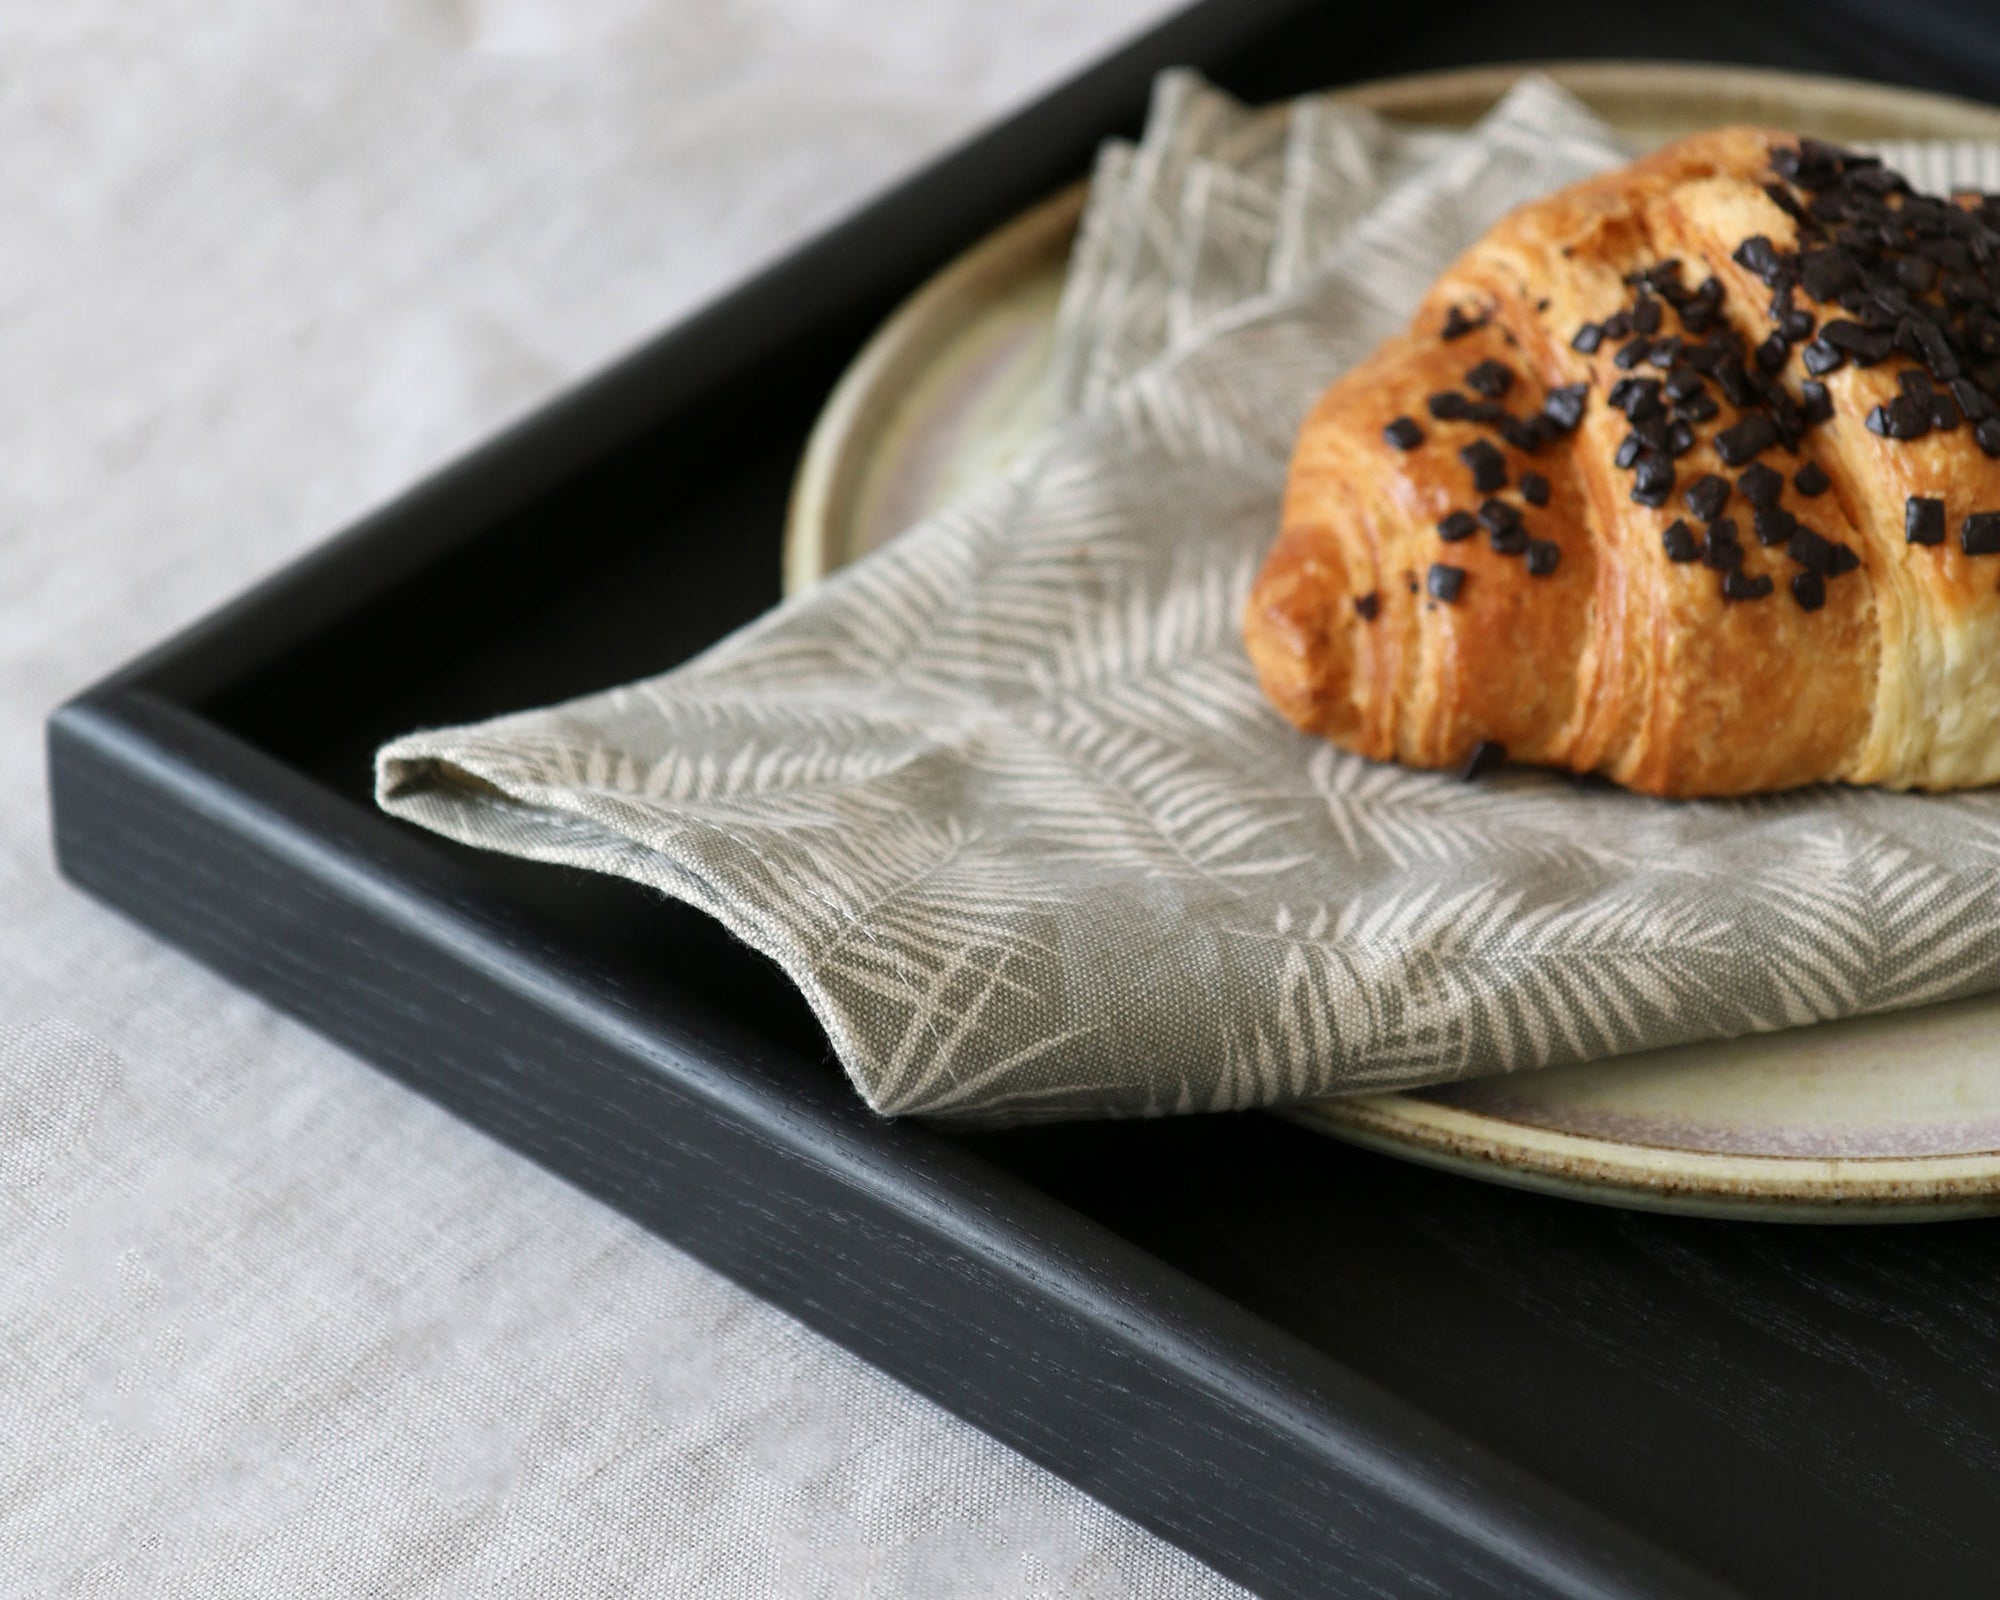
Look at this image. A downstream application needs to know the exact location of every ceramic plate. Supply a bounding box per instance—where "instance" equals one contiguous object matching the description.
[784,62,2000,1220]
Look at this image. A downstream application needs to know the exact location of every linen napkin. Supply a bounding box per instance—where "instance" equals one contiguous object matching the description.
[379,74,2000,1125]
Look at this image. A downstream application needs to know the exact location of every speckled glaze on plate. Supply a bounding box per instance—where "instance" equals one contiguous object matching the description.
[784,62,2000,1220]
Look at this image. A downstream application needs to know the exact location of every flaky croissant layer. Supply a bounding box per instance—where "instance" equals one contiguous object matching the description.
[1245,126,2000,796]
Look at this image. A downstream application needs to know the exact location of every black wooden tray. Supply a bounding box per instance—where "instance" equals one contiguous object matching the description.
[48,3,2000,1596]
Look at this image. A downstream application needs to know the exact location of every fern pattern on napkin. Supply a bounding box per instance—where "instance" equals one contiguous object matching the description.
[379,76,2000,1123]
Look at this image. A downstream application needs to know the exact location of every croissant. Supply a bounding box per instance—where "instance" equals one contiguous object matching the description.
[1244,127,2000,796]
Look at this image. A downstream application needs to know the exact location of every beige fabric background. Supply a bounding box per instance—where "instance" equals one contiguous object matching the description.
[0,3,1251,1594]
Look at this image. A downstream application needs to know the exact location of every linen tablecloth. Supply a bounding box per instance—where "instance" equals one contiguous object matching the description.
[0,4,1248,1593]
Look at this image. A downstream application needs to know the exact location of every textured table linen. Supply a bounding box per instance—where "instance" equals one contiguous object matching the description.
[0,4,1248,1595]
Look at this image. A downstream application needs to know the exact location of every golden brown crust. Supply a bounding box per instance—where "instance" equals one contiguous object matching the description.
[1245,127,2000,797]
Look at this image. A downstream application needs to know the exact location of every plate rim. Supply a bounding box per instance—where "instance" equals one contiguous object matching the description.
[783,58,2000,1219]
[785,180,1088,598]
[1281,1099,2000,1223]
